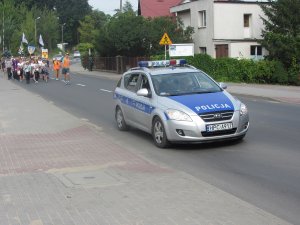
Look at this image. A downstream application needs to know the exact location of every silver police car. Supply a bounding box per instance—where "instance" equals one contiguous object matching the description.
[114,59,249,148]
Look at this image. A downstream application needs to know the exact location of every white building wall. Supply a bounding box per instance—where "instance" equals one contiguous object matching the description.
[171,1,267,59]
[177,10,191,28]
[171,0,214,55]
[214,3,265,40]
[230,42,255,59]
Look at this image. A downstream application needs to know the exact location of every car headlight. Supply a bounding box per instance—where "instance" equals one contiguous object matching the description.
[166,109,192,122]
[240,103,248,116]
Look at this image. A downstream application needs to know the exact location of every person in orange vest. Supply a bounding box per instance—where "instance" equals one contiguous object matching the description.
[53,59,61,80]
[62,53,71,84]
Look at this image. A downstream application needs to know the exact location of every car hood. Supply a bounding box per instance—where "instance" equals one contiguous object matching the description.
[157,91,235,115]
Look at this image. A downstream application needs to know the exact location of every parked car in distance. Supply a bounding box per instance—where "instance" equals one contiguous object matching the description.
[73,51,81,58]
[52,54,63,62]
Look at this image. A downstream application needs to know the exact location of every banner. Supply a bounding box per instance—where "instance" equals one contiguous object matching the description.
[42,49,48,59]
[28,45,35,55]
[169,44,195,57]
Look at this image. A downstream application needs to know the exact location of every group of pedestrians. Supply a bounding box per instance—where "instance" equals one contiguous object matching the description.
[1,52,71,85]
[1,56,49,84]
[53,53,71,84]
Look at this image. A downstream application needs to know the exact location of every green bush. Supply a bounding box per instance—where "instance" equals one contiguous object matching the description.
[288,57,300,85]
[185,54,292,85]
[150,54,298,85]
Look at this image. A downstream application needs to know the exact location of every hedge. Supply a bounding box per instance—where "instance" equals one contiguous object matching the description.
[152,54,299,85]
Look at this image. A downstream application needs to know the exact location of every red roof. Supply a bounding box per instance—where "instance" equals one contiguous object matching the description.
[138,0,182,17]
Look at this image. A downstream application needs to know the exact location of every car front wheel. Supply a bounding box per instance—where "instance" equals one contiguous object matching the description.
[152,117,170,148]
[115,107,128,131]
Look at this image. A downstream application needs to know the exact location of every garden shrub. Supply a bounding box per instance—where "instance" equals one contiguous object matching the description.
[151,53,297,85]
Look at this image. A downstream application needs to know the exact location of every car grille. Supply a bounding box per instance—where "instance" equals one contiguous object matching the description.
[201,128,237,137]
[199,111,234,122]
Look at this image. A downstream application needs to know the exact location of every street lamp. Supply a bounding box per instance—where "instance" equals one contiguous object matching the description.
[61,23,66,52]
[35,17,41,46]
[120,0,123,12]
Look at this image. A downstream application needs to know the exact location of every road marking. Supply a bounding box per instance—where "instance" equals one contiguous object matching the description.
[99,89,112,93]
[76,84,86,87]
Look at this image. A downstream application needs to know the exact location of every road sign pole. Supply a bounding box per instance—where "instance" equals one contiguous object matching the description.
[165,45,167,61]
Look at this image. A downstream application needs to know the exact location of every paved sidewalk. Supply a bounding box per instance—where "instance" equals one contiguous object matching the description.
[0,74,292,225]
[71,62,300,104]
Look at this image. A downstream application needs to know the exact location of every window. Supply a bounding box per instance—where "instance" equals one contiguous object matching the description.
[198,10,206,28]
[200,47,207,54]
[116,78,122,87]
[250,45,262,56]
[139,75,150,91]
[125,73,140,91]
[244,14,251,27]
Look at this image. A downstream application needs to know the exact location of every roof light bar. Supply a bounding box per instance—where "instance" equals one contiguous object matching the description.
[138,59,187,68]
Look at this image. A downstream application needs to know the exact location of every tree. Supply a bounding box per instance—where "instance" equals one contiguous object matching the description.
[35,8,60,51]
[261,0,300,68]
[5,0,92,47]
[101,11,149,56]
[78,10,108,44]
[146,16,194,55]
[54,0,92,46]
[0,0,20,52]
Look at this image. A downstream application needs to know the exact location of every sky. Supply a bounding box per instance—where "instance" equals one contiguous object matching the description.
[88,0,138,15]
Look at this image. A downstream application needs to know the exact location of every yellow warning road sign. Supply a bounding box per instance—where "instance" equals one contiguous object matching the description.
[159,33,172,45]
[42,49,48,59]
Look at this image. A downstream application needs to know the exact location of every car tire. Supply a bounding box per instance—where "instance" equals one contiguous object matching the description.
[115,107,128,131]
[152,117,170,148]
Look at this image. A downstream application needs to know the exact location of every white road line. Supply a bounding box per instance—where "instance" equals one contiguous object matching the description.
[99,89,112,93]
[76,84,86,87]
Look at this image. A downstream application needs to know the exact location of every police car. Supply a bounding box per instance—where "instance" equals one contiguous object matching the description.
[113,59,249,148]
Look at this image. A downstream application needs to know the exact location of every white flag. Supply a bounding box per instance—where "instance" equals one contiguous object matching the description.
[18,42,24,54]
[22,33,28,44]
[39,34,44,47]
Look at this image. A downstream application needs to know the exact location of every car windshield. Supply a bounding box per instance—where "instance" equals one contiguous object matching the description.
[151,72,222,96]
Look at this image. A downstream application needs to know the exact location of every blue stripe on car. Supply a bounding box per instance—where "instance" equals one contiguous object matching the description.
[115,93,155,114]
[168,92,234,114]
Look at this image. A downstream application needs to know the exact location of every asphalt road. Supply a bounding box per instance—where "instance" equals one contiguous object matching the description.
[16,67,300,225]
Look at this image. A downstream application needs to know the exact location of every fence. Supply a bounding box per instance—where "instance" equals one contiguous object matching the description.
[82,55,150,74]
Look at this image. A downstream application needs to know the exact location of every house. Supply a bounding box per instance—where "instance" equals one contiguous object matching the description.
[170,0,268,59]
[138,0,182,17]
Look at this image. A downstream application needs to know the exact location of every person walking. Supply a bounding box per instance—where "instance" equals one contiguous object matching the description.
[53,59,61,80]
[23,61,31,84]
[12,57,20,80]
[31,59,40,84]
[62,53,71,84]
[41,61,49,83]
[5,57,12,80]
[1,57,5,72]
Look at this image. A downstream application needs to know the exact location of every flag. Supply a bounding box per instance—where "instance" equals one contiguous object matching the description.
[39,34,44,47]
[18,42,24,55]
[22,33,28,44]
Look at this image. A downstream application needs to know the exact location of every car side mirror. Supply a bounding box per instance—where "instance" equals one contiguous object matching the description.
[219,82,227,90]
[137,88,151,98]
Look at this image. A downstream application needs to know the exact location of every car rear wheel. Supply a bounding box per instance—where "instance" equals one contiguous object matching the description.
[115,107,128,131]
[152,117,170,148]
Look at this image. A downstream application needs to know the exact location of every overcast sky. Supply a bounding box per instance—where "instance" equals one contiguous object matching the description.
[88,0,138,15]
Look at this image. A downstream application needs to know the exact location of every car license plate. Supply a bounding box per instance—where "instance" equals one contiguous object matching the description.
[206,122,233,132]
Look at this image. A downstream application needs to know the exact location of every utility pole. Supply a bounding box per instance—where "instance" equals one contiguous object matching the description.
[61,23,66,52]
[2,8,4,53]
[120,0,123,12]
